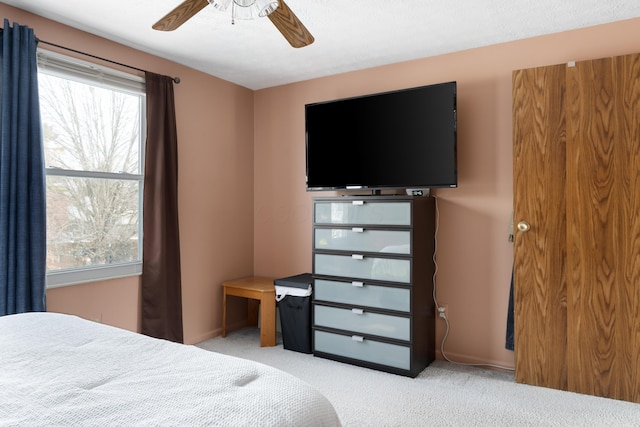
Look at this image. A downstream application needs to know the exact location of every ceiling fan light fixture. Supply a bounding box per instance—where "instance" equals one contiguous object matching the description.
[232,0,276,20]
[209,0,232,11]
[256,0,279,17]
[231,3,257,20]
[208,0,278,20]
[233,0,256,7]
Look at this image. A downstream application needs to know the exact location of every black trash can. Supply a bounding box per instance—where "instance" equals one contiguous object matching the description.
[275,273,313,354]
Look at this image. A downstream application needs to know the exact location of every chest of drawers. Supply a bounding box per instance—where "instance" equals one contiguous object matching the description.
[311,195,436,377]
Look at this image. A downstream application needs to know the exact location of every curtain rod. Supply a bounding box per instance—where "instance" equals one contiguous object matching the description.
[37,39,180,84]
[0,28,179,83]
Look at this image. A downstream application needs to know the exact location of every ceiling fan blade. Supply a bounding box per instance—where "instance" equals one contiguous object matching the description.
[268,0,314,48]
[153,0,210,31]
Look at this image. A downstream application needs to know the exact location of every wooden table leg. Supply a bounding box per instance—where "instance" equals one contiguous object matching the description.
[222,288,227,337]
[259,294,276,347]
[247,299,259,326]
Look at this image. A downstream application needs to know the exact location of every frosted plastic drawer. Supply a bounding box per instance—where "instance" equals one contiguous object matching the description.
[314,279,410,312]
[314,305,410,341]
[314,253,411,283]
[314,330,410,370]
[314,228,410,254]
[314,201,411,226]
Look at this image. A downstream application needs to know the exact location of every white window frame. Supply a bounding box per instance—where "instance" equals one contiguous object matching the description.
[38,50,146,288]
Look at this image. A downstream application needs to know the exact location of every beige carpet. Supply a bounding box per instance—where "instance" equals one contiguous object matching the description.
[196,327,640,427]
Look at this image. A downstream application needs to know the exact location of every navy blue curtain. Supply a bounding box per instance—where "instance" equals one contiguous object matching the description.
[505,268,514,350]
[0,20,46,316]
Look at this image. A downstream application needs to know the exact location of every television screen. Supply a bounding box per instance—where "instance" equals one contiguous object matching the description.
[305,81,457,191]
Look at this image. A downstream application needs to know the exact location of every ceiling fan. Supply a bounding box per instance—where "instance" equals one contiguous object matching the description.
[153,0,314,48]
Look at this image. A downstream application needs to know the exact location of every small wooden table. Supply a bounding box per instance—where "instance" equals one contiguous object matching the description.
[221,276,276,347]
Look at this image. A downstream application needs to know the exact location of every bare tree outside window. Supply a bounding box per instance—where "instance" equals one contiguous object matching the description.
[39,73,144,271]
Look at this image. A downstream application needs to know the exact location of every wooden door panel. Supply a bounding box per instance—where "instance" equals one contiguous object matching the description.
[512,64,568,390]
[566,54,640,402]
[615,53,640,403]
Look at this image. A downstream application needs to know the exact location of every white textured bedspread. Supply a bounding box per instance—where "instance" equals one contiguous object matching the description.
[0,312,341,426]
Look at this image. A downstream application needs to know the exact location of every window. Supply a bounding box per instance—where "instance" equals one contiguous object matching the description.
[37,50,146,287]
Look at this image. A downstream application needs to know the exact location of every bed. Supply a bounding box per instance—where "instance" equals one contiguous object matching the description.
[0,312,341,426]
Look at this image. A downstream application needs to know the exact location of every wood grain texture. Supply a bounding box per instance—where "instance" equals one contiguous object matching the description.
[514,53,640,403]
[153,0,209,31]
[616,54,640,404]
[268,0,314,48]
[512,64,568,390]
[566,54,640,402]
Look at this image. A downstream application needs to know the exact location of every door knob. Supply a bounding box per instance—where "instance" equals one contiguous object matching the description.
[517,221,531,232]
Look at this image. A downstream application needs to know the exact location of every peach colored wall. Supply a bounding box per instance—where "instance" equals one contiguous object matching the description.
[46,278,139,329]
[253,18,640,368]
[1,4,255,344]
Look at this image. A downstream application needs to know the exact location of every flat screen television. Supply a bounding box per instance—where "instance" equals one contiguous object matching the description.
[305,81,457,192]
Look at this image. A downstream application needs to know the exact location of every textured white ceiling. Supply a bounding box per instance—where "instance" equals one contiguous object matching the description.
[3,0,640,90]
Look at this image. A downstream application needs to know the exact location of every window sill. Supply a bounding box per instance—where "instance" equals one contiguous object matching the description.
[46,262,142,289]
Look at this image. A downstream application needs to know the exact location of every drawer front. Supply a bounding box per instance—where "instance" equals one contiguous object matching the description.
[314,305,410,340]
[314,228,411,254]
[314,253,411,283]
[314,330,410,370]
[314,201,411,226]
[314,279,410,312]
